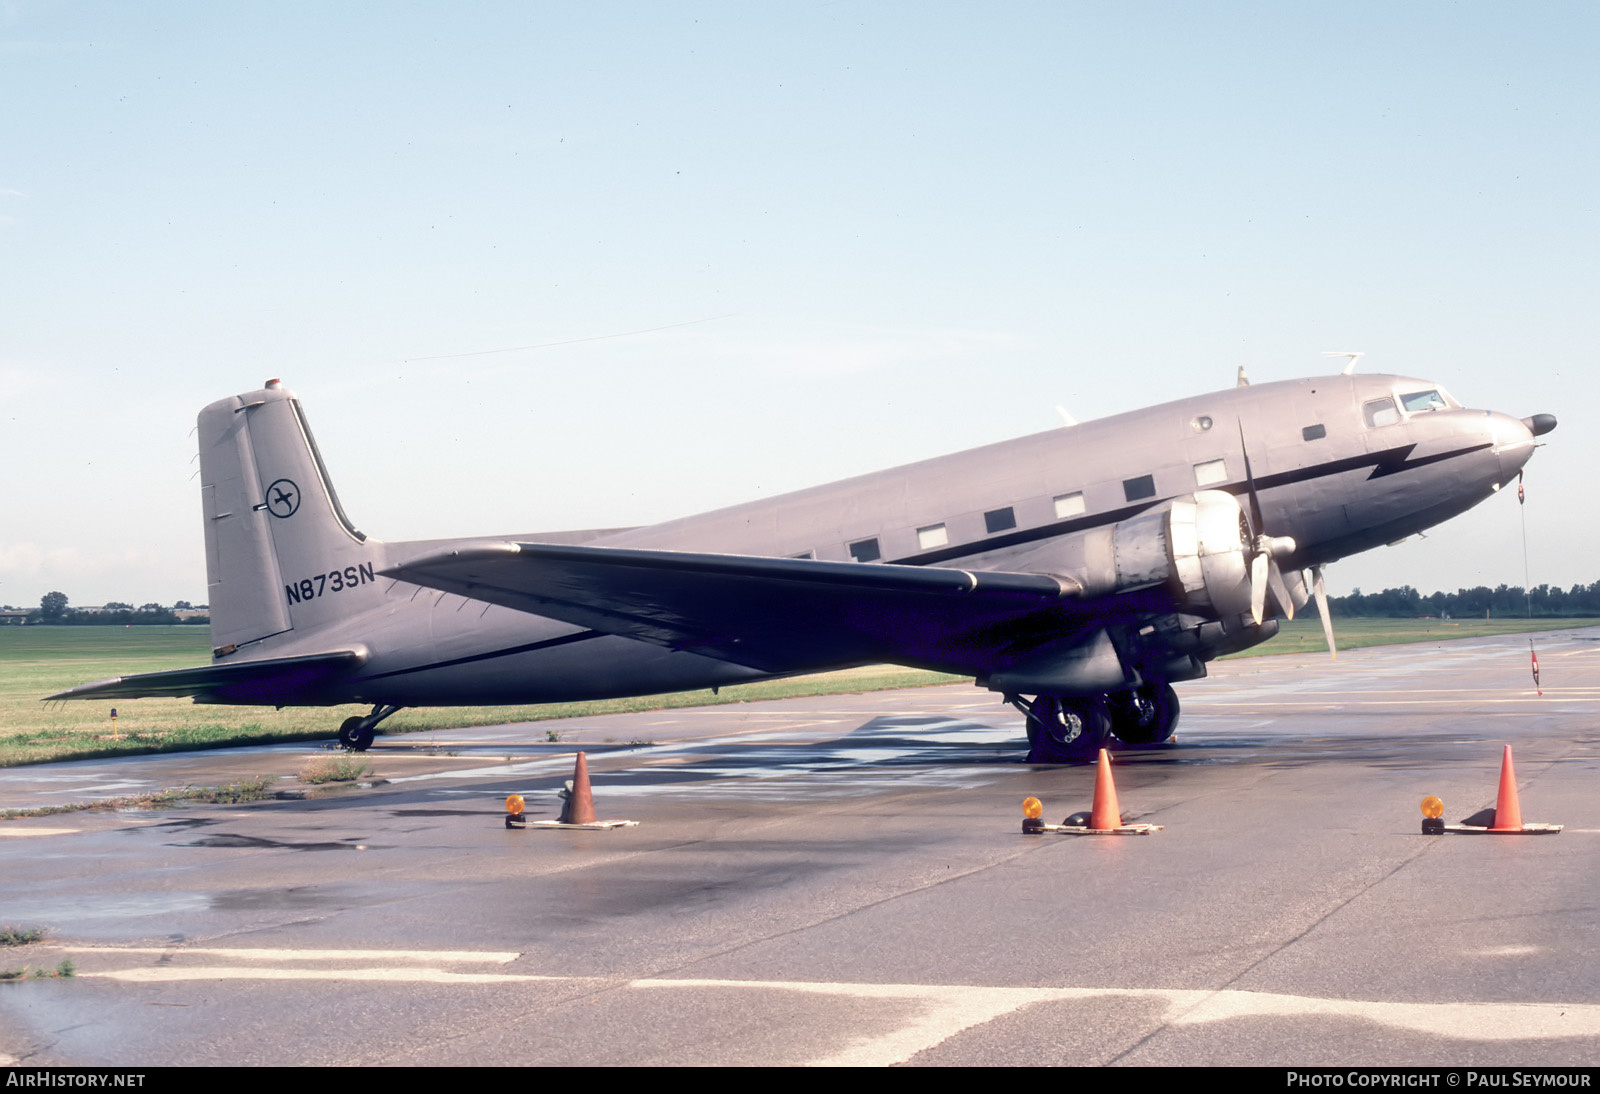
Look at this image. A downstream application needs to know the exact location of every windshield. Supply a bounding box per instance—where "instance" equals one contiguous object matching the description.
[1400,389,1450,413]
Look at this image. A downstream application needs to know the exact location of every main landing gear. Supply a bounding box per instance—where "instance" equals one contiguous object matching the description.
[1007,682,1180,763]
[1009,694,1110,764]
[1104,682,1180,748]
[337,704,404,751]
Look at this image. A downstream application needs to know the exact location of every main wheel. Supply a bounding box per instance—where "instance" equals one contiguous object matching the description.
[1106,682,1180,746]
[338,716,375,751]
[1025,695,1111,764]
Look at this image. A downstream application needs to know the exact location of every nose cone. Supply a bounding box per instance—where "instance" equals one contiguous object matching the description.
[1491,412,1540,482]
[1523,413,1557,437]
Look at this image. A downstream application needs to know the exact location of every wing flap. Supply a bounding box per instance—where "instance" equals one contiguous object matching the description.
[46,650,365,704]
[385,543,1088,675]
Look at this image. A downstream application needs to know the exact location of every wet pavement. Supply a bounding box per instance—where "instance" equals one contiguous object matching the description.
[2,627,1598,1065]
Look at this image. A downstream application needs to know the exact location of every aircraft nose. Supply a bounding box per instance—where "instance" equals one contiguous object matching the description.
[1523,413,1557,437]
[1491,412,1539,481]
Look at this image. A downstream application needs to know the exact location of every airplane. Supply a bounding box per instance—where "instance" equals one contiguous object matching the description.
[49,372,1556,762]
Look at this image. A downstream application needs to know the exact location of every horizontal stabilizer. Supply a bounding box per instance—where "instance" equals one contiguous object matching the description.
[385,542,1085,675]
[45,650,365,704]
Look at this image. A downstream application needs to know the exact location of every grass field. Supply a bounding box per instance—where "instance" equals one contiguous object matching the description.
[1220,615,1592,656]
[2,627,963,767]
[4,616,1594,768]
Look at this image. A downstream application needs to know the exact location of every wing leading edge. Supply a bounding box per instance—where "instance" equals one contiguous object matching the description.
[384,542,1109,677]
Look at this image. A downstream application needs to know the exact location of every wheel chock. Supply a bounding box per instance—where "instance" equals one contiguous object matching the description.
[506,752,640,831]
[1020,751,1163,835]
[1421,745,1562,835]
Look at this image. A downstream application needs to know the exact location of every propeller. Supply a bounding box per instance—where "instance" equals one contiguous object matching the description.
[1237,423,1299,626]
[1235,422,1338,656]
[1311,564,1337,659]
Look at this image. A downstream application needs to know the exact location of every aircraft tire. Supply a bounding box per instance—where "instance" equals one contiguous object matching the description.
[1025,695,1110,764]
[338,716,375,751]
[1107,682,1180,747]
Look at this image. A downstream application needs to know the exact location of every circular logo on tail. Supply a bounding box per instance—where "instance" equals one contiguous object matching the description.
[265,479,300,518]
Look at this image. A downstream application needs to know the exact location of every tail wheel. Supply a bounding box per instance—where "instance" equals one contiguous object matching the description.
[1107,682,1180,746]
[1023,695,1111,764]
[336,703,402,751]
[338,717,375,751]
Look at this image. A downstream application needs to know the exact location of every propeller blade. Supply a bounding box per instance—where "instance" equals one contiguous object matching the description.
[1267,558,1295,621]
[1251,552,1268,625]
[1237,421,1265,535]
[1312,564,1337,659]
[1283,567,1312,614]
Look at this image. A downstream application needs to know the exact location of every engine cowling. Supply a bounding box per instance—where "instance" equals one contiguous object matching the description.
[1065,489,1254,626]
[1166,490,1255,625]
[983,491,1294,697]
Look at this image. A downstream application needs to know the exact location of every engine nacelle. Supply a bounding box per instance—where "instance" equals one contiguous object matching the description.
[1167,490,1255,624]
[984,491,1282,696]
[1066,489,1253,626]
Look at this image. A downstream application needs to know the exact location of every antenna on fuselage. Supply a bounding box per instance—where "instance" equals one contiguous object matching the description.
[1322,351,1365,375]
[1236,366,1250,387]
[1054,405,1078,427]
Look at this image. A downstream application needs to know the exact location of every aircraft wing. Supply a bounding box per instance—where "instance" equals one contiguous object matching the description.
[386,543,1105,675]
[45,650,365,704]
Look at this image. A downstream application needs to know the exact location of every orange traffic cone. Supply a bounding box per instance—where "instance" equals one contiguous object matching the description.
[559,751,597,825]
[1088,748,1122,830]
[1489,744,1524,832]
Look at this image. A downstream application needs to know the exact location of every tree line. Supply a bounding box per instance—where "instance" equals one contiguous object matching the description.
[4,592,208,626]
[1330,583,1600,618]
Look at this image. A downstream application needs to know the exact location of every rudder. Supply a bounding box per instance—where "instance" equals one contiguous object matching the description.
[199,380,382,656]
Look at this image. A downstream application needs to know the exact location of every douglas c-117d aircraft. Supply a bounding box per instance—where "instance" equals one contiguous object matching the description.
[52,372,1555,762]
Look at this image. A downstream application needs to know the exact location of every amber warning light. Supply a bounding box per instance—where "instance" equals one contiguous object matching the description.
[1421,795,1445,835]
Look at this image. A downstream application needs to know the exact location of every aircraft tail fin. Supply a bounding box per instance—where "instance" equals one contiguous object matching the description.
[199,380,384,657]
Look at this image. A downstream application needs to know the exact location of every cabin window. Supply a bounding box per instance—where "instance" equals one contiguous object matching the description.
[1123,474,1156,502]
[1054,491,1085,519]
[1363,398,1400,428]
[789,550,815,560]
[1194,458,1228,486]
[1401,389,1448,413]
[917,523,949,550]
[848,538,881,563]
[984,507,1016,534]
[1302,424,1326,441]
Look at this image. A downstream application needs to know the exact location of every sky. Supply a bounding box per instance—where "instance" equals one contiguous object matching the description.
[2,1,1597,609]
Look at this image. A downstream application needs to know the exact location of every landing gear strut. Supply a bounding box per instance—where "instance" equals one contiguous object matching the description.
[1008,693,1111,764]
[337,704,403,751]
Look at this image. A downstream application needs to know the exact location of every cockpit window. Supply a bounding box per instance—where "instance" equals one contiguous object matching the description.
[1400,389,1449,413]
[1363,398,1400,428]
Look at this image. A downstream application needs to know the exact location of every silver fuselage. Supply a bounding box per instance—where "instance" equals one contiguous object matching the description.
[225,373,1535,706]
